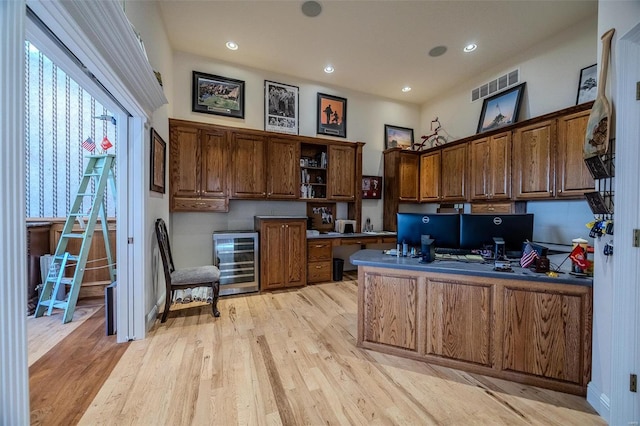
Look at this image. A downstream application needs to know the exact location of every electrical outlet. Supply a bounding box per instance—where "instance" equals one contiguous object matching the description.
[637,81,640,100]
[634,230,640,248]
[631,373,637,392]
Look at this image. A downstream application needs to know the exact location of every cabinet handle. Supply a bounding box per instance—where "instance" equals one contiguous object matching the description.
[315,245,323,248]
[315,266,322,269]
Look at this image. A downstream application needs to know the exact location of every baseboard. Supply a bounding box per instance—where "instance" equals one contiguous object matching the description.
[145,305,158,332]
[587,381,610,423]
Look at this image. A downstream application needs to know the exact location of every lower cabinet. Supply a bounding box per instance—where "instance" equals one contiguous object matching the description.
[255,217,307,290]
[357,266,592,395]
[307,240,333,283]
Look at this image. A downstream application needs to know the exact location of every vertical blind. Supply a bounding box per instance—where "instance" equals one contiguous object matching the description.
[24,40,117,219]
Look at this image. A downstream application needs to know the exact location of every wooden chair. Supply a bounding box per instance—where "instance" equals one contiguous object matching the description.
[155,218,220,322]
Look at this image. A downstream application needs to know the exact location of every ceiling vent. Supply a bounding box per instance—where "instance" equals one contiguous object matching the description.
[471,69,519,102]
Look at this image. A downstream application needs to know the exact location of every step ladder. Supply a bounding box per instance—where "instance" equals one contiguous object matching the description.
[35,154,117,323]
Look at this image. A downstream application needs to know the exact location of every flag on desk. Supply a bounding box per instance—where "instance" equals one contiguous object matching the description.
[520,242,539,268]
[81,137,96,152]
[569,244,590,269]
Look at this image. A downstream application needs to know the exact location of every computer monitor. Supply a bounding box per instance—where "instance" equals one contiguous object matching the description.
[396,213,460,249]
[459,213,534,254]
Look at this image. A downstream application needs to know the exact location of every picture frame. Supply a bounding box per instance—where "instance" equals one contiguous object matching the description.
[384,124,414,150]
[317,93,347,138]
[192,71,245,118]
[150,128,166,194]
[362,176,382,199]
[477,82,526,134]
[264,80,299,135]
[576,63,597,105]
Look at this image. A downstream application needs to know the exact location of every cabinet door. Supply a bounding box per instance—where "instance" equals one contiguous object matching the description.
[441,143,467,202]
[328,144,356,200]
[489,132,511,200]
[170,125,201,198]
[399,152,419,201]
[284,220,307,287]
[513,120,555,199]
[469,137,490,200]
[231,131,267,198]
[261,221,286,290]
[419,151,441,202]
[267,137,299,199]
[200,129,227,198]
[556,110,594,197]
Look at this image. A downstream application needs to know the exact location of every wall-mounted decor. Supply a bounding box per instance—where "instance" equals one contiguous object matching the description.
[362,175,382,199]
[477,82,526,134]
[384,124,414,150]
[576,63,597,105]
[192,71,245,118]
[264,80,299,135]
[150,128,166,193]
[317,93,347,138]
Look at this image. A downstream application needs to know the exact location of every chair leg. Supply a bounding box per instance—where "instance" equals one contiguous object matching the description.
[211,281,220,317]
[161,289,172,323]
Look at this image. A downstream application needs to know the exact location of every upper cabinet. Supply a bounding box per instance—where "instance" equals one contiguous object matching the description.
[230,130,267,199]
[512,119,556,199]
[419,151,441,202]
[469,131,511,201]
[267,137,300,199]
[328,144,356,200]
[440,143,467,202]
[556,109,595,197]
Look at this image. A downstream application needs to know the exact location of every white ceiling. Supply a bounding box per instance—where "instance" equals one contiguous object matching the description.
[157,0,598,105]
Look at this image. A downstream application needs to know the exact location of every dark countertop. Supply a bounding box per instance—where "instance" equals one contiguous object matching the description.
[307,231,396,240]
[350,249,593,287]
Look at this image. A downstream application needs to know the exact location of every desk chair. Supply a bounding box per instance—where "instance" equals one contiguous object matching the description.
[155,218,220,322]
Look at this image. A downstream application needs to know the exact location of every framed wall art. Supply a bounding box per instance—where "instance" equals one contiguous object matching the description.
[362,176,382,199]
[576,63,597,105]
[477,82,526,134]
[384,125,414,150]
[317,93,347,138]
[150,128,166,194]
[265,80,299,135]
[192,71,245,118]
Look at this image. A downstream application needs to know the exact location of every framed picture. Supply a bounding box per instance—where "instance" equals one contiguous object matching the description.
[362,176,382,199]
[150,128,166,194]
[384,124,414,150]
[192,71,245,118]
[317,93,347,138]
[477,82,526,134]
[265,80,299,135]
[576,64,597,105]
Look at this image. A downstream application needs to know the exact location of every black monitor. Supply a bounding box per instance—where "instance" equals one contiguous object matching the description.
[459,214,534,254]
[396,213,460,249]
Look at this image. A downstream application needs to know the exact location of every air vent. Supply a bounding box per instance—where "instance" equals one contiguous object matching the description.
[471,69,520,102]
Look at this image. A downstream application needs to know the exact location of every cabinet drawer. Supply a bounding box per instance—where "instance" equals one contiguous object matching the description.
[308,241,332,261]
[308,261,332,283]
[339,237,379,246]
[471,203,513,213]
[173,197,229,212]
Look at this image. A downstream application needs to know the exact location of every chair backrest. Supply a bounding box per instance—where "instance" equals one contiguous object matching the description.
[155,219,175,285]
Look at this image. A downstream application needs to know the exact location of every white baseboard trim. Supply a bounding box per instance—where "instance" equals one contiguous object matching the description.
[145,305,158,332]
[587,381,610,423]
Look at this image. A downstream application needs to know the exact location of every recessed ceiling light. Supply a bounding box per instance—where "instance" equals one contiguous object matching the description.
[226,41,239,51]
[428,46,447,57]
[324,65,334,74]
[463,43,477,53]
[402,86,412,93]
[302,1,322,17]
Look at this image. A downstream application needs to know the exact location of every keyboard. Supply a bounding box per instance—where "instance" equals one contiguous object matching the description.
[435,247,472,256]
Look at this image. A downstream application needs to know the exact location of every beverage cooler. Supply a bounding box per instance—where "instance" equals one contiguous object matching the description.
[213,231,259,296]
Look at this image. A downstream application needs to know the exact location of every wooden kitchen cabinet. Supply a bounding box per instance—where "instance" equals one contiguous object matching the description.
[383,149,419,230]
[556,109,594,197]
[440,142,467,202]
[307,239,333,283]
[469,131,511,201]
[470,202,514,213]
[231,131,267,199]
[328,144,356,200]
[169,122,228,212]
[267,137,299,199]
[512,119,556,199]
[255,217,307,290]
[419,150,441,202]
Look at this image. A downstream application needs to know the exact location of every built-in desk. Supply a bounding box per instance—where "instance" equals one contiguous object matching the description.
[306,232,396,283]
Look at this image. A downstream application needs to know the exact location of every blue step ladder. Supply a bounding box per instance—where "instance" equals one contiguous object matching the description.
[35,154,117,323]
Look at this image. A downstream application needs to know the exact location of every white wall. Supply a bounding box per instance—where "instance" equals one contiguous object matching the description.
[123,1,174,320]
[170,50,419,267]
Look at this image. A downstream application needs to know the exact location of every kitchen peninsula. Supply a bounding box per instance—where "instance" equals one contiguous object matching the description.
[350,249,593,395]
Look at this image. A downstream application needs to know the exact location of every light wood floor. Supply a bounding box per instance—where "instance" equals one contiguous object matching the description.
[29,273,604,425]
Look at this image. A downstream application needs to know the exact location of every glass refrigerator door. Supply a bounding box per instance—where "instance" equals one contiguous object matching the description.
[213,232,258,295]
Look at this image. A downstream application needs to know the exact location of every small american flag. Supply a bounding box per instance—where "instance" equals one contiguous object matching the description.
[81,137,96,152]
[520,242,539,268]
